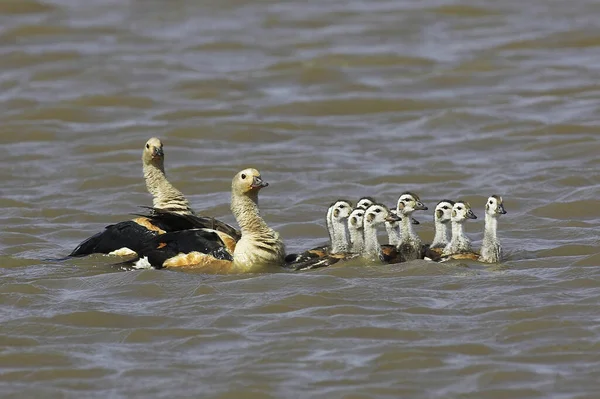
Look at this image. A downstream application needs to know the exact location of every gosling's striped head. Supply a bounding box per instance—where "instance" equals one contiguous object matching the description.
[485,195,507,217]
[233,168,268,195]
[142,137,164,166]
[435,200,455,223]
[329,200,353,222]
[348,208,366,231]
[396,192,428,215]
[364,204,400,228]
[356,197,376,210]
[451,201,477,223]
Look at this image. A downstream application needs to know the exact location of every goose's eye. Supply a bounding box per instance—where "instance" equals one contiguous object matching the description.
[241,174,246,179]
[375,209,381,213]
[339,204,345,208]
[146,144,150,149]
[489,200,494,204]
[457,207,463,210]
[443,206,449,210]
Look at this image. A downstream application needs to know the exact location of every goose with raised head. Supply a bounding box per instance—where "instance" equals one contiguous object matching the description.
[422,199,454,260]
[441,201,477,257]
[285,200,353,270]
[284,200,343,264]
[69,138,195,258]
[142,137,193,215]
[348,207,366,254]
[362,203,401,262]
[134,168,285,273]
[478,195,507,263]
[396,192,428,261]
[328,199,353,253]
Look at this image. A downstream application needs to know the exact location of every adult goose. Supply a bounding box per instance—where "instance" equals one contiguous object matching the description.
[69,138,193,257]
[133,168,285,273]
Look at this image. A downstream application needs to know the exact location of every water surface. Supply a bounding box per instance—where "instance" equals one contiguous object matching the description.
[1,0,600,397]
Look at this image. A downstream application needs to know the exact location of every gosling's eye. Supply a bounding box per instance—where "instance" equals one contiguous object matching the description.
[339,205,345,208]
[375,209,381,213]
[443,206,449,210]
[457,207,463,210]
[146,144,150,149]
[489,200,493,204]
[358,212,364,216]
[241,174,246,179]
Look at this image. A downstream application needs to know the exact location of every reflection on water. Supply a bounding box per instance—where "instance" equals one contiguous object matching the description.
[1,0,600,397]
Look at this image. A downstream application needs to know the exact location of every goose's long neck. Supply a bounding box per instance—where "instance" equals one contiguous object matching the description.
[349,227,364,254]
[330,218,349,253]
[326,211,335,246]
[431,219,450,249]
[230,191,284,268]
[446,220,471,253]
[480,213,501,263]
[482,213,498,247]
[363,224,382,260]
[399,214,420,247]
[143,162,192,214]
[385,222,400,246]
[231,192,272,238]
[452,221,465,243]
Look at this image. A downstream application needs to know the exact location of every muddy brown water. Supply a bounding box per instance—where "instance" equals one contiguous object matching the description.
[1,0,600,397]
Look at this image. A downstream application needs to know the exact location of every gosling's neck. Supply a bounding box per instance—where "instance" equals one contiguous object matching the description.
[430,219,450,249]
[480,213,501,263]
[397,214,422,261]
[363,224,383,261]
[385,221,400,246]
[349,227,364,254]
[398,213,421,248]
[326,210,335,248]
[444,220,472,254]
[143,161,192,214]
[482,213,498,244]
[330,218,349,254]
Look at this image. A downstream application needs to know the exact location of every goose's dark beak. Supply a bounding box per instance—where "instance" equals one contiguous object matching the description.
[385,213,401,223]
[153,147,164,158]
[251,176,268,189]
[415,201,428,211]
[466,209,477,219]
[412,218,420,225]
[498,203,507,215]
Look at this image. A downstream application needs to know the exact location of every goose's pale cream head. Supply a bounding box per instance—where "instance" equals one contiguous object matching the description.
[232,168,268,196]
[435,200,455,223]
[485,195,507,217]
[348,208,366,231]
[356,197,376,210]
[330,200,353,221]
[396,192,428,215]
[451,201,477,223]
[142,137,164,166]
[364,204,400,227]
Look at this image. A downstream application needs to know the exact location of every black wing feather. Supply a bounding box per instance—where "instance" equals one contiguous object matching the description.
[69,221,158,257]
[136,229,233,268]
[137,207,242,241]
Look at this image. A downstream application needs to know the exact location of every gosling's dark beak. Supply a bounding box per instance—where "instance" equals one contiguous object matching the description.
[153,147,164,158]
[415,201,428,211]
[412,218,420,225]
[466,209,477,219]
[498,203,507,215]
[385,213,401,223]
[251,176,268,189]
